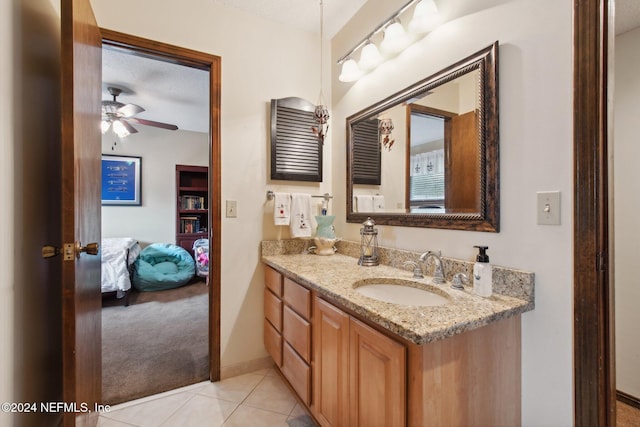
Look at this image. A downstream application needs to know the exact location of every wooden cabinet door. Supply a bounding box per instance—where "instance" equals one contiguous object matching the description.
[313,297,350,427]
[349,318,406,427]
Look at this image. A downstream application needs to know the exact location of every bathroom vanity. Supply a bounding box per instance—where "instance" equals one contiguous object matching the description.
[262,241,534,427]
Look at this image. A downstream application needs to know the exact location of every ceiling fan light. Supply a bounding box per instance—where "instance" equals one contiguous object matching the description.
[339,58,363,82]
[112,120,130,138]
[359,42,383,71]
[409,0,441,34]
[101,120,111,134]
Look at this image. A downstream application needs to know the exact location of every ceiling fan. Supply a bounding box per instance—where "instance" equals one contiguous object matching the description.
[101,86,178,138]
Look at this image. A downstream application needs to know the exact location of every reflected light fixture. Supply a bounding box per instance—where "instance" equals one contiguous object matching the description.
[379,118,395,151]
[337,0,441,83]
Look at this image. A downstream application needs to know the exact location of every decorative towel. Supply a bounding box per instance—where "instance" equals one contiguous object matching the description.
[290,193,312,238]
[373,195,385,212]
[273,192,291,226]
[354,195,374,212]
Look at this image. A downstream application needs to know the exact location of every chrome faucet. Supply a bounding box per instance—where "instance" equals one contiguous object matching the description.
[403,261,424,279]
[419,251,445,284]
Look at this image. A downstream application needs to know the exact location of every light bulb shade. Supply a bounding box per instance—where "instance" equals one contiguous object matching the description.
[359,42,383,71]
[409,0,441,34]
[112,120,130,138]
[339,58,363,82]
[101,120,111,134]
[380,21,410,55]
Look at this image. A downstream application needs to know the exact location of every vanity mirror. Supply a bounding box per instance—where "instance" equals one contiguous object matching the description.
[347,42,499,231]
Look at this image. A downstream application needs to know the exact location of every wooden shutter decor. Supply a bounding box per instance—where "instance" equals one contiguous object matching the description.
[352,119,381,185]
[270,97,323,182]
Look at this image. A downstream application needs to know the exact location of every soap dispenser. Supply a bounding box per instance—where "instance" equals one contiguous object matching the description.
[473,246,492,297]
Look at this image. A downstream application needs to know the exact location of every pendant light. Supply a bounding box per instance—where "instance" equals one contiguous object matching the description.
[312,0,330,144]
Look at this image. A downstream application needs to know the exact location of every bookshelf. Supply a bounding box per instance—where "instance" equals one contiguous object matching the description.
[176,165,208,254]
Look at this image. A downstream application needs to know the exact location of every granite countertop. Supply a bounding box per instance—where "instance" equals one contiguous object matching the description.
[262,252,534,345]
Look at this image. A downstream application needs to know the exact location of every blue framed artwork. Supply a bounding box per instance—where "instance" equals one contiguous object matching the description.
[101,155,142,206]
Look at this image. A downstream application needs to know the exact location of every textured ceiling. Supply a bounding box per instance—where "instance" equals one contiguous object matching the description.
[102,46,209,134]
[102,0,640,136]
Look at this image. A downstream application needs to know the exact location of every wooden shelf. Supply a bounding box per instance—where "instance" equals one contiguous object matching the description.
[176,165,208,254]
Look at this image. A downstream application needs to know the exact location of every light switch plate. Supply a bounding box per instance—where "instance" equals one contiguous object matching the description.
[226,200,237,218]
[537,191,560,225]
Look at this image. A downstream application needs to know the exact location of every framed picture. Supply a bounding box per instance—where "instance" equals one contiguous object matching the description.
[101,155,142,206]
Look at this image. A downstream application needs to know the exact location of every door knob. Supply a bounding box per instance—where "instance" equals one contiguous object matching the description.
[42,242,99,260]
[75,242,99,257]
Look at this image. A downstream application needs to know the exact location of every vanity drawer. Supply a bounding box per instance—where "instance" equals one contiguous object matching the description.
[264,288,282,332]
[283,305,311,363]
[264,319,282,367]
[265,266,283,296]
[283,277,311,319]
[282,341,310,405]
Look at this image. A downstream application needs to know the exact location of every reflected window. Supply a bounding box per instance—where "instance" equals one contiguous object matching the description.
[409,113,445,208]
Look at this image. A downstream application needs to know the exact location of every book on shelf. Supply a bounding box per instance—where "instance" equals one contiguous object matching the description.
[180,216,201,234]
[180,195,206,210]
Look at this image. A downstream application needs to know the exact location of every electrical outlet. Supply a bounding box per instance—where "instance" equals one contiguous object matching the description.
[537,191,560,225]
[226,200,237,218]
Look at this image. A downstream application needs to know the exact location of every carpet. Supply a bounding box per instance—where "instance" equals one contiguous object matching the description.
[617,400,640,427]
[101,280,209,405]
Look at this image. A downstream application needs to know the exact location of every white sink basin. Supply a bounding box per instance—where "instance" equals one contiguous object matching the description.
[353,278,450,307]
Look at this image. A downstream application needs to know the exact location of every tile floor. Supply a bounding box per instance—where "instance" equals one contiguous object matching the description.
[98,367,315,427]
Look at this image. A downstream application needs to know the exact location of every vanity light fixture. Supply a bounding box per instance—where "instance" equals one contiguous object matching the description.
[337,0,440,83]
[359,41,383,71]
[339,58,364,82]
[380,19,411,55]
[409,0,441,34]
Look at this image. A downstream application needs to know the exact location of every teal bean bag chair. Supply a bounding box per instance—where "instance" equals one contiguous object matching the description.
[133,243,195,291]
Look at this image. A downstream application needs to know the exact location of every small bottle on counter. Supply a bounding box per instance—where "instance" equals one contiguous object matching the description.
[473,246,492,297]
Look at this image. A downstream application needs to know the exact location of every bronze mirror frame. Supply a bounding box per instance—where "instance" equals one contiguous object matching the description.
[346,41,499,232]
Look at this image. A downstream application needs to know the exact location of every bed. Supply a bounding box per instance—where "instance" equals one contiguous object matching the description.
[101,237,141,306]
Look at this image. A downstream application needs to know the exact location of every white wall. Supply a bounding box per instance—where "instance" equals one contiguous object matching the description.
[90,0,332,371]
[0,1,14,425]
[101,128,208,246]
[614,26,640,399]
[332,0,573,425]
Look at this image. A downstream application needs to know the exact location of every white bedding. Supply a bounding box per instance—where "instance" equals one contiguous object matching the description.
[101,237,141,297]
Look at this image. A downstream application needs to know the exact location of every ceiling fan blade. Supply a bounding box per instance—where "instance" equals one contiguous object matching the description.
[117,103,145,118]
[127,117,179,131]
[120,119,139,134]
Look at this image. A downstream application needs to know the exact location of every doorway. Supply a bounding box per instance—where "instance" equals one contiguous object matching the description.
[100,29,221,399]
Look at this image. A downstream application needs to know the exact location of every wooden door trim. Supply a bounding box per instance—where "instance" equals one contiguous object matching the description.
[573,0,615,425]
[100,29,222,381]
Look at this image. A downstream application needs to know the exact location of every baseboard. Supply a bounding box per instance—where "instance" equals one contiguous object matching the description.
[220,356,275,380]
[617,390,640,410]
